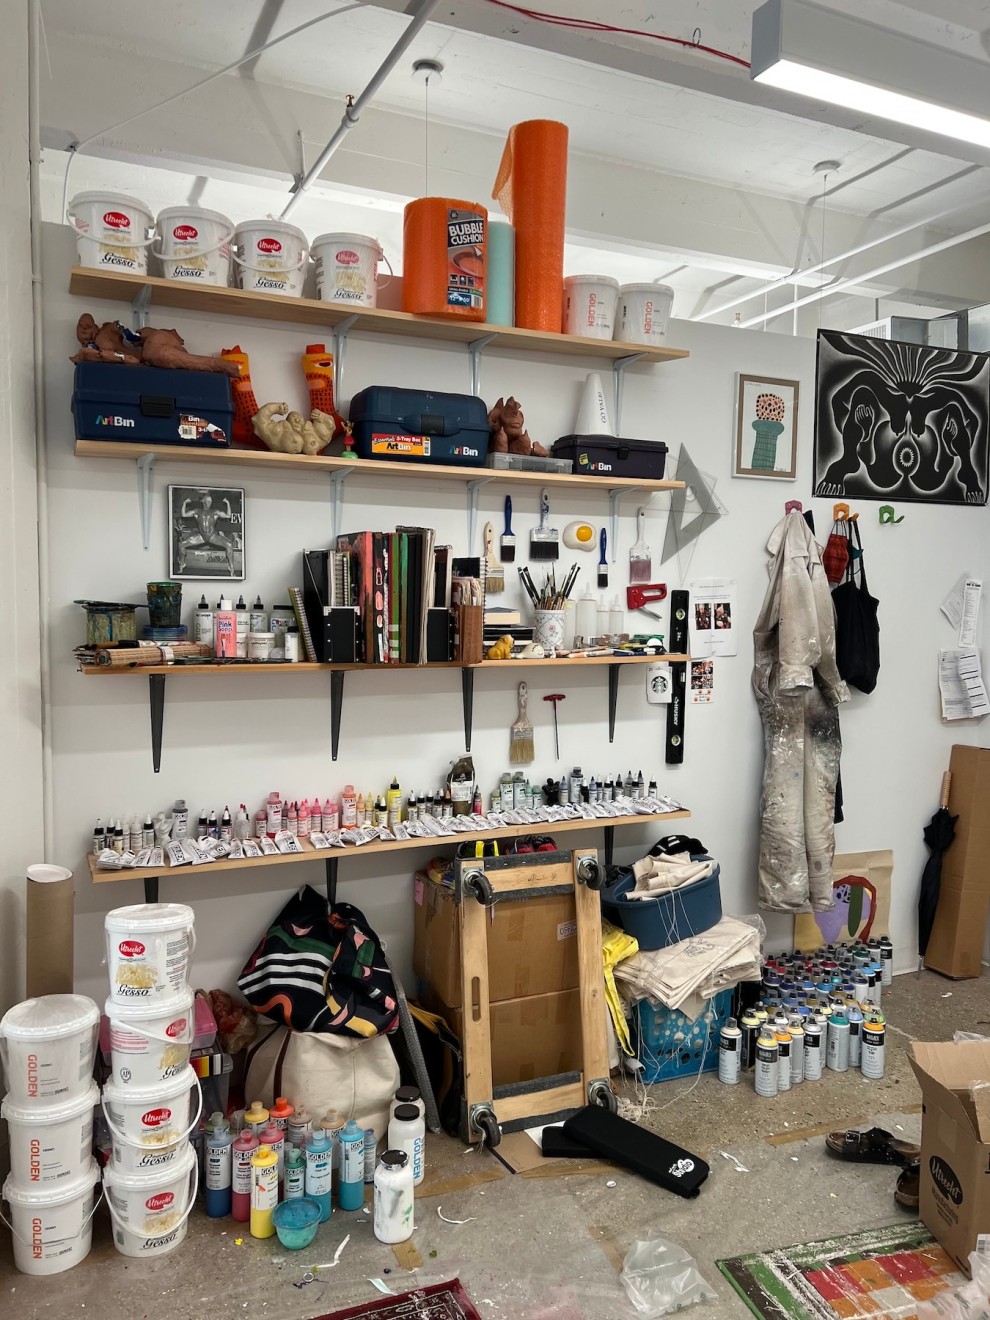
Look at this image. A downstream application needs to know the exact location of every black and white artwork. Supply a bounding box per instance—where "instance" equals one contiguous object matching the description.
[813,330,990,506]
[168,485,245,580]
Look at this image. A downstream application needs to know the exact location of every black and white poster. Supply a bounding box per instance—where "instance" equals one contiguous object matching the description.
[813,330,990,506]
[168,485,245,580]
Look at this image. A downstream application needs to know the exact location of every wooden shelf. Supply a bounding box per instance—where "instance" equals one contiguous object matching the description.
[78,654,690,677]
[69,267,690,366]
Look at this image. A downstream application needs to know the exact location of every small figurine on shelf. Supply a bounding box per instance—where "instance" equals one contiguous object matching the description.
[251,404,353,457]
[488,396,549,457]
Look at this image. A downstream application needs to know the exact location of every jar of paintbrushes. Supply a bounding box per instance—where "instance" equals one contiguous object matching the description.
[517,565,580,655]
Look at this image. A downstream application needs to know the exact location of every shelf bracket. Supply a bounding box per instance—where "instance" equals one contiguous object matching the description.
[468,334,497,397]
[131,285,152,330]
[325,856,339,908]
[330,670,345,761]
[329,468,351,542]
[612,352,646,434]
[461,667,475,752]
[137,453,156,551]
[607,486,645,561]
[466,477,494,551]
[607,663,620,743]
[149,673,165,773]
[331,315,359,405]
[143,873,160,903]
[603,825,615,870]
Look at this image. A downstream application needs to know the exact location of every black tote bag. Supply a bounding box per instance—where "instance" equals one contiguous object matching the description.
[831,520,880,694]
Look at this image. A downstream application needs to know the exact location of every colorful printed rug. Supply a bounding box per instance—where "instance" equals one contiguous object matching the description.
[309,1279,482,1320]
[718,1222,965,1319]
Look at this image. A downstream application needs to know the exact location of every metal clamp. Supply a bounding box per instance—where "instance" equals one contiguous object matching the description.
[468,333,497,397]
[612,352,646,434]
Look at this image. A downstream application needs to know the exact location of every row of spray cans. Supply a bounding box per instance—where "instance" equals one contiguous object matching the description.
[719,1006,886,1091]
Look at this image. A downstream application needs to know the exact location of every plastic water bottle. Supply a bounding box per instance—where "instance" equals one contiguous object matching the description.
[284,1144,305,1200]
[305,1129,333,1222]
[205,1118,233,1217]
[388,1104,426,1187]
[337,1120,366,1211]
[374,1150,414,1245]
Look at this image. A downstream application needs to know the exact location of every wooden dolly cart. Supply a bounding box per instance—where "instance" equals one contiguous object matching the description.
[455,845,617,1148]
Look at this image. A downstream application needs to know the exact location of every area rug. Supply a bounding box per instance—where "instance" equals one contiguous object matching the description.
[309,1278,482,1320]
[718,1222,965,1319]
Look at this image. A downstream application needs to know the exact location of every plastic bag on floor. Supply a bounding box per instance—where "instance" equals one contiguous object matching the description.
[918,1250,990,1318]
[620,1236,716,1316]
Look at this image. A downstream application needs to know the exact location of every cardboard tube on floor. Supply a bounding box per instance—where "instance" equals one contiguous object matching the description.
[26,864,75,996]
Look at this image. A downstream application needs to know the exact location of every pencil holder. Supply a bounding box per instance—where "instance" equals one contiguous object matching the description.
[534,610,565,652]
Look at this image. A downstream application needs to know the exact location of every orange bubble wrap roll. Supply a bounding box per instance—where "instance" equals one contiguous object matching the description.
[492,120,569,332]
[402,197,488,321]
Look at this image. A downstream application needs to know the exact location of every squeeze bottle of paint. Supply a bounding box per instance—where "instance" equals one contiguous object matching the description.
[214,599,237,658]
[287,802,298,836]
[250,596,267,633]
[266,792,282,838]
[270,1096,294,1133]
[234,596,249,659]
[341,785,358,828]
[324,796,339,831]
[220,806,232,842]
[194,595,214,648]
[259,1121,285,1194]
[206,1119,233,1217]
[305,1129,333,1221]
[250,1144,279,1239]
[254,805,267,837]
[337,1120,366,1211]
[388,1104,425,1187]
[234,804,251,841]
[310,799,323,833]
[231,1130,259,1222]
[244,1100,270,1136]
[387,776,403,828]
[302,343,338,416]
[298,799,311,838]
[284,1144,305,1200]
[287,1105,312,1148]
[320,1110,345,1169]
[374,1150,414,1245]
[355,792,366,825]
[285,624,300,663]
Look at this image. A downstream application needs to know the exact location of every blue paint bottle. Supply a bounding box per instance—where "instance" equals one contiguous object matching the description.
[205,1118,233,1218]
[305,1129,333,1222]
[337,1120,366,1212]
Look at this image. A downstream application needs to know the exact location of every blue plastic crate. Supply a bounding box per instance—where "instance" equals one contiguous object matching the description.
[632,989,734,1083]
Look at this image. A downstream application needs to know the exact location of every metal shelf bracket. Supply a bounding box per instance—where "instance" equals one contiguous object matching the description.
[330,468,351,542]
[330,670,345,761]
[466,477,494,551]
[137,453,156,551]
[131,285,152,330]
[468,333,497,397]
[330,314,359,404]
[612,352,646,434]
[149,673,165,773]
[607,663,620,743]
[607,486,645,559]
[461,667,475,752]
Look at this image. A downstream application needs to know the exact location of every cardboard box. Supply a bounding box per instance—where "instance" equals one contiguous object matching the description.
[412,873,579,1007]
[925,745,990,979]
[437,988,583,1088]
[909,1040,990,1274]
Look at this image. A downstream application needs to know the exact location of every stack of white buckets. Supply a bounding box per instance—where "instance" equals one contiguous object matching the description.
[101,902,201,1259]
[0,994,101,1276]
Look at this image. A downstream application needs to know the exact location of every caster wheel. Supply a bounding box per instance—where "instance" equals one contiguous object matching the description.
[577,856,603,890]
[464,869,495,906]
[476,1110,501,1147]
[589,1082,618,1113]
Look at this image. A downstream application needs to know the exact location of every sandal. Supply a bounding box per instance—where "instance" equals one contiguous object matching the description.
[895,1162,920,1210]
[825,1127,920,1167]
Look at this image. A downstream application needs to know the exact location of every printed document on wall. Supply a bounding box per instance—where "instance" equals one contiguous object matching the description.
[939,648,990,721]
[689,579,737,657]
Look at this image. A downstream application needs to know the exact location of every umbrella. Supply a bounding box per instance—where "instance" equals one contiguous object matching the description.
[917,771,958,970]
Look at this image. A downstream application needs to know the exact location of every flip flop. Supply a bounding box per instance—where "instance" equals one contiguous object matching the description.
[895,1162,920,1210]
[825,1127,920,1167]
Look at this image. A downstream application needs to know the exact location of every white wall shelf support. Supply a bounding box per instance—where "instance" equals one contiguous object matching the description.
[612,352,647,434]
[130,284,152,330]
[330,314,359,404]
[468,333,497,397]
[329,468,351,543]
[607,486,646,560]
[136,452,155,551]
[466,476,494,551]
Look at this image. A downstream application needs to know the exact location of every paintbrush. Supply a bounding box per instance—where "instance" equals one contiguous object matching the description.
[629,507,652,583]
[509,681,535,764]
[530,488,560,561]
[518,565,540,607]
[597,527,609,590]
[500,495,515,563]
[483,522,504,593]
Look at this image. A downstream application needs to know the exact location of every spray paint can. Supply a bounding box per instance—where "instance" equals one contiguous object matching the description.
[847,1005,864,1068]
[776,1031,792,1093]
[205,1118,233,1218]
[804,1017,824,1081]
[231,1130,258,1223]
[337,1120,366,1211]
[718,1017,741,1085]
[740,1012,760,1072]
[305,1129,333,1222]
[787,1017,805,1085]
[852,972,870,1002]
[878,937,893,986]
[867,963,883,1008]
[250,1144,279,1239]
[827,1014,850,1072]
[861,1014,886,1079]
[364,1128,377,1184]
[284,1144,305,1200]
[755,1030,778,1097]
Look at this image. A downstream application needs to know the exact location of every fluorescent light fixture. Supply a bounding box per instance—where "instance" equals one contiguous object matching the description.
[751,0,990,150]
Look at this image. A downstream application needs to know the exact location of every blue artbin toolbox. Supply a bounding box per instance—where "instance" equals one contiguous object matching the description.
[72,363,233,447]
[349,386,490,467]
[633,989,734,1083]
[601,858,722,951]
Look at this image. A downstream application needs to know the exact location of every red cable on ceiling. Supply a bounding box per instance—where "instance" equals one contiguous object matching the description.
[484,0,751,69]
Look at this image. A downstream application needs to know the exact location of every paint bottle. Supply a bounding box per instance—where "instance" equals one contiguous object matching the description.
[788,1017,805,1085]
[569,767,584,806]
[298,799,311,838]
[172,799,188,839]
[206,1118,233,1218]
[320,1110,346,1170]
[244,1099,270,1136]
[754,1030,778,1097]
[215,598,237,658]
[740,1011,760,1072]
[287,802,298,836]
[266,792,282,838]
[374,1150,414,1245]
[337,1120,366,1211]
[254,805,267,837]
[207,809,219,839]
[596,595,609,641]
[220,806,232,842]
[387,1104,425,1187]
[231,1130,259,1222]
[363,1129,377,1184]
[826,1014,850,1072]
[390,1086,426,1124]
[196,811,207,841]
[305,1129,333,1222]
[847,1005,864,1068]
[284,624,301,663]
[310,799,323,834]
[375,795,388,827]
[142,814,154,849]
[387,775,403,828]
[250,1144,279,1239]
[234,595,249,658]
[287,1106,311,1149]
[324,796,339,831]
[341,786,357,828]
[121,820,130,852]
[636,770,646,798]
[718,1017,741,1085]
[259,1121,286,1194]
[194,595,214,648]
[407,791,418,823]
[803,1017,824,1080]
[270,1096,294,1134]
[355,792,366,826]
[284,1144,305,1200]
[250,595,267,633]
[234,804,251,841]
[92,819,105,855]
[775,1031,792,1093]
[861,1014,885,1079]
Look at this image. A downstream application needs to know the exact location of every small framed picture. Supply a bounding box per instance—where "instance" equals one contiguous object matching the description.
[168,485,245,581]
[734,374,800,480]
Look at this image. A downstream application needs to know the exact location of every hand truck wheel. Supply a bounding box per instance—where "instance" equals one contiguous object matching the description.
[475,1108,501,1148]
[462,868,495,906]
[576,855,603,890]
[588,1080,618,1113]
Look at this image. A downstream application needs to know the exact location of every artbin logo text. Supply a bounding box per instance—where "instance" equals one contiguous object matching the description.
[95,414,136,427]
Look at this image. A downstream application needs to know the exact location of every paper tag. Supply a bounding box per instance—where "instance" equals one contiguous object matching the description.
[414,877,425,907]
[557,919,577,941]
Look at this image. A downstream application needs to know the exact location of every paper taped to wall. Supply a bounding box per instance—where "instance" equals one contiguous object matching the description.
[939,648,990,720]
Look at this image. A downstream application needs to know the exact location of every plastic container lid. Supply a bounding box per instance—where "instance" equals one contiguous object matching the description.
[1,994,99,1040]
[3,1159,100,1206]
[392,1105,421,1122]
[1,1079,99,1125]
[619,282,674,296]
[563,274,620,288]
[156,206,232,229]
[104,903,195,932]
[102,1063,197,1105]
[312,232,383,254]
[68,191,152,216]
[103,1140,195,1190]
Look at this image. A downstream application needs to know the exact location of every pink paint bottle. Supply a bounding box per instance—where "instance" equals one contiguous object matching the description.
[287,802,298,836]
[311,799,323,834]
[266,792,281,838]
[259,1121,286,1196]
[214,598,237,658]
[324,797,338,831]
[254,805,266,837]
[232,1129,259,1222]
[298,799,311,838]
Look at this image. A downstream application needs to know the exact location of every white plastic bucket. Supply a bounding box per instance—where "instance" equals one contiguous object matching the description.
[103,1066,202,1174]
[104,902,195,1005]
[67,191,154,274]
[233,220,308,297]
[312,232,385,308]
[154,206,233,286]
[616,282,674,344]
[563,274,620,340]
[2,1081,98,1187]
[106,989,195,1089]
[104,1141,198,1257]
[1,1161,101,1276]
[0,993,99,1104]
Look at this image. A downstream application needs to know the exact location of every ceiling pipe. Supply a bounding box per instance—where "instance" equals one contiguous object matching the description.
[281,0,441,220]
[736,218,990,328]
[694,193,990,322]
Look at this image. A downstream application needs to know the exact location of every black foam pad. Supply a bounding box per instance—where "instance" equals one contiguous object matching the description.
[562,1106,709,1197]
[540,1126,594,1160]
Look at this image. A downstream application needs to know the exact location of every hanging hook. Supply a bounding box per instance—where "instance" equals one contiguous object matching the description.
[784,499,803,515]
[832,502,858,522]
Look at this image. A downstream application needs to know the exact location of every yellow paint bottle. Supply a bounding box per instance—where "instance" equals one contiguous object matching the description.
[250,1144,279,1239]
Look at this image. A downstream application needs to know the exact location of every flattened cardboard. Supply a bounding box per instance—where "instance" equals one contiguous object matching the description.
[925,745,990,979]
[434,988,584,1088]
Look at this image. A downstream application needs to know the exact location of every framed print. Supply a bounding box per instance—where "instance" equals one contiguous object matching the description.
[734,374,800,479]
[168,485,245,581]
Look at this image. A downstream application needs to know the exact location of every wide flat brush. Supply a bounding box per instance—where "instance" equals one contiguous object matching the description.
[529,488,560,561]
[500,495,516,563]
[509,680,535,763]
[629,507,652,583]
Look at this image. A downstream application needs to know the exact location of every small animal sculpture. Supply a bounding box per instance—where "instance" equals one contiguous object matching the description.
[488,395,549,457]
[139,327,240,376]
[70,313,142,364]
[252,403,340,456]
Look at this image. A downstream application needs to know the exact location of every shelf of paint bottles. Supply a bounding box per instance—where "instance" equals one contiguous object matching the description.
[78,653,692,773]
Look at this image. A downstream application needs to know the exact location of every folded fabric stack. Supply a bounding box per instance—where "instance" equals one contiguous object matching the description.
[627,852,714,899]
[613,914,762,1023]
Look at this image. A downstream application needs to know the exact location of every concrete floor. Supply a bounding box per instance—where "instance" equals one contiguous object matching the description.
[3,969,986,1319]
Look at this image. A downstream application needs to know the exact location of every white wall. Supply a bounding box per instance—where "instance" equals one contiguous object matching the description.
[42,222,984,1006]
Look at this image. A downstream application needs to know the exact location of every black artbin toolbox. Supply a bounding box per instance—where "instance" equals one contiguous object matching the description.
[552,434,668,479]
[349,386,489,467]
[72,363,233,447]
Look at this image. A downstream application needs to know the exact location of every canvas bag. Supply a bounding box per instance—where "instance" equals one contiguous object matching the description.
[831,520,880,694]
[243,1024,398,1139]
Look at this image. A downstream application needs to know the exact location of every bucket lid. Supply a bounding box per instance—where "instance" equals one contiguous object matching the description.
[105,903,194,932]
[619,282,674,297]
[1,1079,99,1125]
[1,993,99,1041]
[67,191,153,219]
[104,987,194,1022]
[156,205,233,230]
[102,1139,195,1190]
[564,274,620,289]
[103,1063,198,1105]
[4,1159,100,1207]
[233,218,308,245]
[312,232,383,253]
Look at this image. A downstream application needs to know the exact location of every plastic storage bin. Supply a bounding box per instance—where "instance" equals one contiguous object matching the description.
[633,989,733,1084]
[72,364,233,448]
[349,387,489,467]
[601,860,721,951]
[551,435,668,479]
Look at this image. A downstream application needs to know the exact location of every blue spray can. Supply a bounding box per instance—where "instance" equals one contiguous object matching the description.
[305,1129,333,1222]
[337,1120,366,1211]
[205,1118,233,1217]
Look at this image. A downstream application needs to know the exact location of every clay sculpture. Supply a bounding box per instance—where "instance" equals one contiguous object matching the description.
[70,313,143,365]
[139,327,240,375]
[252,403,341,456]
[488,395,549,457]
[70,313,240,376]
